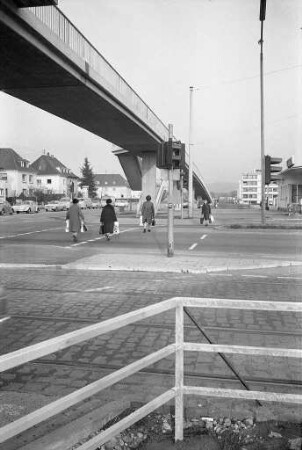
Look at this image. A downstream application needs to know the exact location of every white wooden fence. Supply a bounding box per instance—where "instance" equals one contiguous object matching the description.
[0,297,301,449]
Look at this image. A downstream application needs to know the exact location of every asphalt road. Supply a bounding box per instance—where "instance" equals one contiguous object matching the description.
[0,207,301,449]
[0,209,301,264]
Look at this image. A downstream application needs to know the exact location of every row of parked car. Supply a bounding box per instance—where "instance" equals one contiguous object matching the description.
[0,197,104,215]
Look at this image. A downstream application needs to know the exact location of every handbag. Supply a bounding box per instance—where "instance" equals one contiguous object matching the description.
[99,224,105,235]
[139,215,143,226]
[65,219,70,232]
[209,214,214,224]
[151,218,156,226]
[80,222,87,232]
[113,221,120,234]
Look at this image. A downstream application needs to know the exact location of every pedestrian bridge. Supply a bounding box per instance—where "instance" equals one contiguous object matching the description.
[0,0,211,200]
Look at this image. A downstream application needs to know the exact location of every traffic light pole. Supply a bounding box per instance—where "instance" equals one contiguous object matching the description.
[260,0,266,225]
[188,86,194,219]
[167,124,174,257]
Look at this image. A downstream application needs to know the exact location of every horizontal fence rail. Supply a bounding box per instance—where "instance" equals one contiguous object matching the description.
[24,5,168,140]
[0,297,301,447]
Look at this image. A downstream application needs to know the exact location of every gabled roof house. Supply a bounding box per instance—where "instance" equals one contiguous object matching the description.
[30,152,78,195]
[94,174,132,198]
[0,148,37,197]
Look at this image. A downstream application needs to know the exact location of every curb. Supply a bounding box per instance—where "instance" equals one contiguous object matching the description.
[1,261,301,274]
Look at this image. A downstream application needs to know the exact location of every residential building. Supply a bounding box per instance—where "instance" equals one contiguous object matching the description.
[30,153,78,196]
[277,157,302,211]
[238,169,278,206]
[94,174,133,199]
[0,171,7,201]
[0,148,37,198]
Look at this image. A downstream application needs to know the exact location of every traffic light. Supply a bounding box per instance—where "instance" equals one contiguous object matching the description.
[259,0,266,21]
[156,139,185,170]
[167,140,185,170]
[264,155,282,184]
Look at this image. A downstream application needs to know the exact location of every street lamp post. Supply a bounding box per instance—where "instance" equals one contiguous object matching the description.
[188,86,194,219]
[259,0,266,225]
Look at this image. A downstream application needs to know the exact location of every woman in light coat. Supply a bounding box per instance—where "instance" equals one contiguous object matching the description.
[66,198,84,242]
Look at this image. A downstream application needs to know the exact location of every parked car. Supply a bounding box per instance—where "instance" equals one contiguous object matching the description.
[12,200,39,214]
[85,198,93,209]
[78,199,87,209]
[0,200,13,215]
[115,200,129,208]
[58,197,71,210]
[91,200,101,209]
[45,200,65,212]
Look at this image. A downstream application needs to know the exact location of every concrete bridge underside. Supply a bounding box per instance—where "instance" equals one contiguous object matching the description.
[0,2,164,155]
[0,1,211,202]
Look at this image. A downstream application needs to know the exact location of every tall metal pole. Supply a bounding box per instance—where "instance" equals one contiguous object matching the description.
[188,86,194,219]
[167,124,174,257]
[260,0,266,225]
[180,172,184,219]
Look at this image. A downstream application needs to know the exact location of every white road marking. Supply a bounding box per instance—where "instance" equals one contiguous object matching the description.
[84,286,112,292]
[209,273,233,277]
[242,275,268,278]
[0,227,61,239]
[68,227,137,248]
[277,276,302,280]
[200,234,207,240]
[189,243,198,250]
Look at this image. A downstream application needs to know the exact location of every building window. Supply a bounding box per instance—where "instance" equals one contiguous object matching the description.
[47,179,52,184]
[37,179,41,186]
[292,185,302,203]
[22,174,26,183]
[29,175,33,184]
[0,189,3,196]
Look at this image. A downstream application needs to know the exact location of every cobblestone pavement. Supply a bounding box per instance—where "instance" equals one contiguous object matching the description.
[0,265,301,449]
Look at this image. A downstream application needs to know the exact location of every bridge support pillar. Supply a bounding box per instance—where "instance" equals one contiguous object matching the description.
[141,152,157,202]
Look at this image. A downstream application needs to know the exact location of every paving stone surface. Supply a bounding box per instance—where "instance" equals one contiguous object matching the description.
[0,262,301,449]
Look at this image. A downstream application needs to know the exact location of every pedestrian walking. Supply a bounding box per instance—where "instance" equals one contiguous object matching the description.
[100,198,117,240]
[141,195,155,233]
[66,198,85,242]
[201,199,211,226]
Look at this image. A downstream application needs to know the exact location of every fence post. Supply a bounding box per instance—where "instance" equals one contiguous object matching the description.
[175,300,184,441]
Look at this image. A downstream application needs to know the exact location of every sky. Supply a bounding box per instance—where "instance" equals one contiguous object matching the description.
[0,0,301,185]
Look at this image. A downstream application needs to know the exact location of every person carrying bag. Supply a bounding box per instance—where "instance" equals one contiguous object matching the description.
[201,199,211,227]
[100,199,117,241]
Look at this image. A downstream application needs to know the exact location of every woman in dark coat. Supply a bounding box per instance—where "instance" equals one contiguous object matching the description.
[100,199,117,240]
[141,195,155,233]
[201,199,211,226]
[66,198,85,242]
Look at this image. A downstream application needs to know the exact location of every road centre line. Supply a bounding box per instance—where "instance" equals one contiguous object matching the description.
[209,273,233,277]
[0,227,62,239]
[200,234,207,240]
[84,286,112,292]
[189,243,198,250]
[242,275,268,278]
[277,276,302,280]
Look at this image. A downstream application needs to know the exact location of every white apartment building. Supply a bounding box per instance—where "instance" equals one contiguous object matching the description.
[0,148,37,198]
[238,169,278,206]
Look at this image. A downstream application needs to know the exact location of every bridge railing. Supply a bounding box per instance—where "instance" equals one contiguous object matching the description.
[0,298,301,449]
[27,5,168,140]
